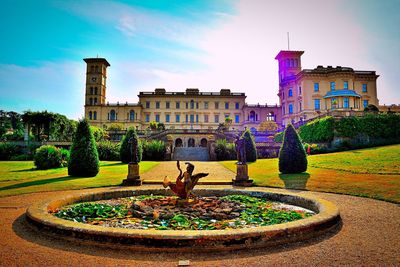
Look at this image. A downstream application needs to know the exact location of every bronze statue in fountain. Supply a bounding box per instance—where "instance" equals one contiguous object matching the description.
[163,161,208,200]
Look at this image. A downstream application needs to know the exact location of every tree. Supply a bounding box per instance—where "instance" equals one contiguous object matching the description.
[68,119,99,177]
[241,129,257,162]
[279,124,307,174]
[120,127,142,163]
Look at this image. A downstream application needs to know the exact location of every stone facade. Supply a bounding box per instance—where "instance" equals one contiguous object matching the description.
[83,59,282,131]
[275,51,379,125]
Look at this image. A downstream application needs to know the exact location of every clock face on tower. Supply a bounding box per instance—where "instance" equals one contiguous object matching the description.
[91,77,97,83]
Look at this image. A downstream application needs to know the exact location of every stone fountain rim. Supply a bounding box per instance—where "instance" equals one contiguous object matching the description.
[26,187,340,251]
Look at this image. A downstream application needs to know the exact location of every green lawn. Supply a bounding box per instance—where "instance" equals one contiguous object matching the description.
[220,144,400,203]
[0,161,159,197]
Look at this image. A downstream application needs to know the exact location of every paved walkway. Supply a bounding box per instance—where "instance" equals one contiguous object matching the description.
[141,161,235,184]
[0,186,399,266]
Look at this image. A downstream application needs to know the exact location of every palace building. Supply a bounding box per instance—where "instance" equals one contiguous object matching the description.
[275,51,379,125]
[83,58,281,132]
[84,50,380,131]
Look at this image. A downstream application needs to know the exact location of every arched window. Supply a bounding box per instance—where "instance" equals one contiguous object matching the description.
[249,110,256,122]
[200,138,208,147]
[89,111,92,120]
[94,98,98,105]
[295,59,299,67]
[267,112,275,121]
[190,100,194,109]
[110,110,116,121]
[89,98,93,105]
[290,59,294,67]
[95,66,99,73]
[286,59,290,67]
[93,111,97,120]
[188,138,195,147]
[175,138,183,147]
[94,87,98,95]
[90,66,94,73]
[90,87,94,94]
[129,110,135,121]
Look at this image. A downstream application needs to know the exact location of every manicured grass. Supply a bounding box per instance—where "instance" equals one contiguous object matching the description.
[220,144,400,203]
[0,161,159,197]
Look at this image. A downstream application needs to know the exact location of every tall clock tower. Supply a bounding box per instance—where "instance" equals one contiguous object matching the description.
[83,58,110,106]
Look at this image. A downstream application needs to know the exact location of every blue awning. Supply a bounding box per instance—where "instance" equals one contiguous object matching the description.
[323,90,361,98]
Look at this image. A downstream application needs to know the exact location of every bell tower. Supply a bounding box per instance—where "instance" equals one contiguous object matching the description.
[83,58,110,106]
[275,50,304,84]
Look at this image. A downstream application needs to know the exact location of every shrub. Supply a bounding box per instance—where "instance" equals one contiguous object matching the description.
[60,148,70,167]
[279,124,307,174]
[0,143,23,160]
[299,116,335,143]
[142,140,166,161]
[68,119,99,177]
[90,126,108,142]
[120,127,142,163]
[241,129,257,162]
[215,139,236,161]
[34,145,63,170]
[274,132,284,142]
[97,141,120,161]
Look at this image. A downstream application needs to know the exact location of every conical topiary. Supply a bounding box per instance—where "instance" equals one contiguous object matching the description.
[68,119,99,177]
[241,129,257,162]
[279,124,308,174]
[120,127,142,163]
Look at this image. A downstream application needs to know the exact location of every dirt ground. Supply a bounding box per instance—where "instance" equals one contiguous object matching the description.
[0,186,399,267]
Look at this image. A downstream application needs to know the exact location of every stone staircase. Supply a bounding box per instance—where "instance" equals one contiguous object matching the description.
[172,147,210,161]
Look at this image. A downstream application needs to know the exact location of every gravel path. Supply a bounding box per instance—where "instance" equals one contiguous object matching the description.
[0,186,399,267]
[141,161,234,184]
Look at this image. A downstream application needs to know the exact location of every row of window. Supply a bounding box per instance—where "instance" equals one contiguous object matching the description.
[145,100,241,110]
[282,98,370,115]
[88,111,97,120]
[144,114,241,124]
[282,86,301,99]
[89,65,105,74]
[282,58,299,68]
[313,82,368,92]
[89,87,98,95]
[88,97,98,105]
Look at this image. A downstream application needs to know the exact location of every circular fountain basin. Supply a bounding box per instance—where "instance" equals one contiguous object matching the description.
[26,188,340,252]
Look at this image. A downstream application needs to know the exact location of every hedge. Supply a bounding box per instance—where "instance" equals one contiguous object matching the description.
[215,139,236,161]
[299,116,335,143]
[279,124,307,174]
[142,140,166,161]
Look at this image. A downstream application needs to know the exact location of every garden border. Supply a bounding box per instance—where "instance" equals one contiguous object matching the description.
[26,188,341,252]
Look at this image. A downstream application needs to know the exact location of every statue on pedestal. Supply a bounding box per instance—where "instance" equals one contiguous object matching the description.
[163,161,208,200]
[122,135,142,186]
[235,135,246,164]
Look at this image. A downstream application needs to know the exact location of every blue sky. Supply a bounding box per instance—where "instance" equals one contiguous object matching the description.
[0,0,399,119]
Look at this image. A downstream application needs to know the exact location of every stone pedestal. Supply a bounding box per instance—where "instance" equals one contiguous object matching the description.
[232,163,253,187]
[122,163,142,186]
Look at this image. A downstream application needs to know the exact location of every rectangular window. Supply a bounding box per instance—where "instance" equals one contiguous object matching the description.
[282,92,285,99]
[225,102,229,109]
[204,102,209,109]
[314,83,319,92]
[330,82,336,91]
[215,102,219,109]
[186,114,188,123]
[146,101,150,108]
[190,114,194,123]
[362,84,368,92]
[288,88,293,97]
[165,114,170,122]
[299,86,302,95]
[196,114,199,123]
[175,114,180,122]
[196,102,199,109]
[299,102,302,111]
[214,115,219,123]
[314,99,321,110]
[235,102,240,109]
[186,102,189,109]
[344,81,348,89]
[204,114,209,123]
[145,114,150,122]
[344,98,349,108]
[289,104,293,114]
[156,102,160,109]
[155,114,160,122]
[363,100,369,108]
[166,102,170,109]
[235,114,240,123]
[176,102,180,109]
